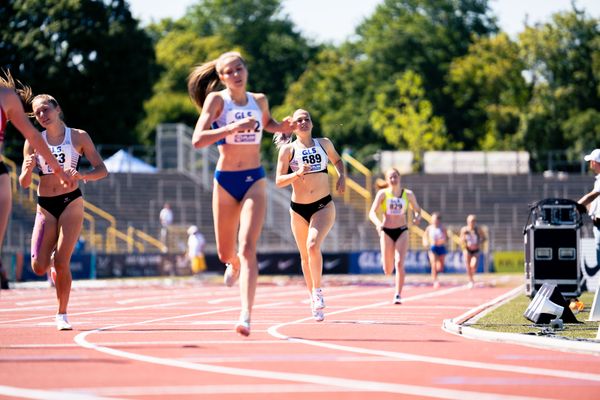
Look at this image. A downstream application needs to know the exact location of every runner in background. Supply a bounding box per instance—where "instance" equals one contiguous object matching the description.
[369,168,421,304]
[459,214,486,289]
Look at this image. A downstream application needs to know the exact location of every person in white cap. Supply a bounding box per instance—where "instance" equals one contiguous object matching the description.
[578,148,600,265]
[187,225,206,277]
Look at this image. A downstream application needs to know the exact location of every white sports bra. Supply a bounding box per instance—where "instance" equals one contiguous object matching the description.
[214,91,263,145]
[288,138,329,174]
[37,127,81,175]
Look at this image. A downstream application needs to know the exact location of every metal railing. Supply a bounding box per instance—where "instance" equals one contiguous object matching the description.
[6,157,163,253]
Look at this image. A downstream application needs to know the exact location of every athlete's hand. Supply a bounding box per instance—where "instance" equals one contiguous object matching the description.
[22,154,37,170]
[229,117,257,134]
[54,169,76,188]
[413,214,421,225]
[296,163,311,177]
[336,174,346,194]
[279,116,296,133]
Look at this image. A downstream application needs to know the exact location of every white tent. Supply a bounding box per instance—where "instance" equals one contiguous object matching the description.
[103,149,157,173]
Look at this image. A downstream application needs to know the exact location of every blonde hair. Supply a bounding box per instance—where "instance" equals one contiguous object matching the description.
[375,167,401,190]
[187,51,246,109]
[273,108,310,149]
[30,94,63,120]
[0,69,33,105]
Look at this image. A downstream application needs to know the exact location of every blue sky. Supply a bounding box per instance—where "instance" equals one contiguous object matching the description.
[128,0,600,43]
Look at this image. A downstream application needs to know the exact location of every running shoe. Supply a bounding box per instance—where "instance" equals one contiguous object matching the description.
[55,314,72,331]
[312,308,325,322]
[235,310,250,337]
[467,281,475,289]
[312,288,325,310]
[393,294,402,304]
[433,281,440,289]
[223,263,240,287]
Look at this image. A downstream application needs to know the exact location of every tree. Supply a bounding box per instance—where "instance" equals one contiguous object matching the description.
[355,0,498,140]
[370,70,449,168]
[0,0,156,153]
[446,33,529,150]
[517,9,600,168]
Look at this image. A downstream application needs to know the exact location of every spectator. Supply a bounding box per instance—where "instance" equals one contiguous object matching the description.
[578,149,600,267]
[159,202,173,251]
[187,225,206,277]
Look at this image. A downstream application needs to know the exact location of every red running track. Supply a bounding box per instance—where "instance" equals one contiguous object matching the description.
[0,274,599,400]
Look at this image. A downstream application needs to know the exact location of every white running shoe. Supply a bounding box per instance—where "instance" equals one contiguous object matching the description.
[393,294,402,304]
[55,314,72,331]
[312,288,325,310]
[235,310,251,337]
[467,281,475,289]
[312,308,325,322]
[223,263,240,287]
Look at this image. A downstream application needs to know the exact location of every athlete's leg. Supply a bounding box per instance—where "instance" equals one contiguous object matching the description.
[394,230,409,296]
[30,207,58,276]
[236,179,266,316]
[428,251,438,283]
[306,202,335,290]
[212,181,242,270]
[290,210,311,292]
[438,254,445,273]
[380,233,395,276]
[0,175,11,251]
[466,251,476,283]
[53,197,83,315]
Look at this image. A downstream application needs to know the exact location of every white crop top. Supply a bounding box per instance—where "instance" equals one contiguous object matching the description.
[429,226,446,243]
[288,138,329,174]
[214,91,263,145]
[37,127,81,175]
[464,229,480,248]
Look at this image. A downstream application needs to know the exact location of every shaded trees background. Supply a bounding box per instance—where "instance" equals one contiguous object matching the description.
[2,0,598,172]
[0,0,156,157]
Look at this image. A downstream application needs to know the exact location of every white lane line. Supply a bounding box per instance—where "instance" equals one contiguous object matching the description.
[68,285,547,400]
[73,328,542,400]
[0,301,189,324]
[0,385,113,400]
[4,340,285,349]
[267,288,600,384]
[64,383,359,396]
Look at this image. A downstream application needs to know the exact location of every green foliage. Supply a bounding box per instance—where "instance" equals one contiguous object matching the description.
[274,47,379,152]
[370,70,449,166]
[446,33,529,150]
[562,109,600,158]
[0,0,156,151]
[356,0,498,143]
[473,290,598,340]
[517,10,600,167]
